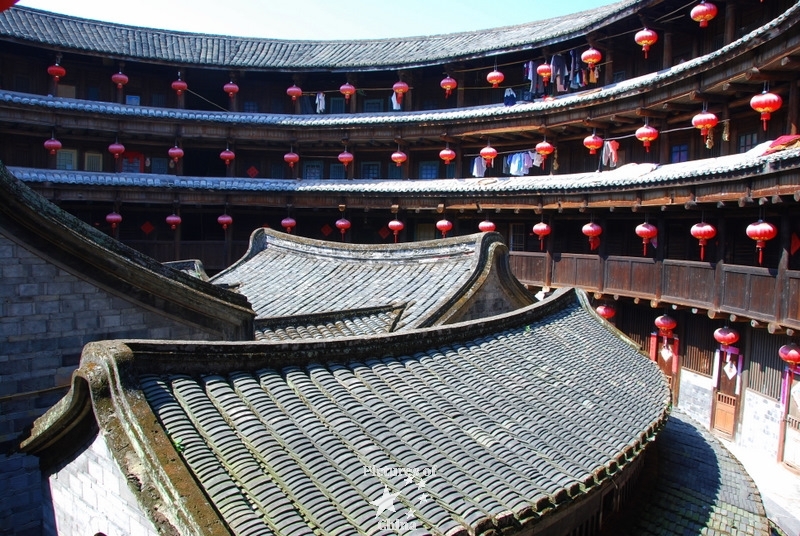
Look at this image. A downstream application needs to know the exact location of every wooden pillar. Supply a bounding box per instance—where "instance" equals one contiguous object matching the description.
[712,216,726,311]
[724,2,737,45]
[603,45,614,86]
[787,80,798,135]
[456,72,466,108]
[775,213,791,324]
[662,32,673,69]
[544,217,554,289]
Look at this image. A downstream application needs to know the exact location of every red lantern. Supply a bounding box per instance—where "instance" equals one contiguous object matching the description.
[43,137,62,155]
[171,78,187,96]
[223,81,239,98]
[335,217,351,240]
[286,84,302,101]
[165,214,181,230]
[691,1,718,28]
[479,220,496,233]
[535,140,554,168]
[220,149,235,166]
[440,76,457,98]
[388,219,404,242]
[486,69,504,88]
[746,220,777,266]
[581,48,602,72]
[47,63,66,83]
[692,111,718,143]
[108,142,125,159]
[339,82,356,103]
[168,145,184,162]
[596,304,616,320]
[583,133,603,155]
[635,28,658,59]
[713,327,740,346]
[582,221,602,251]
[217,214,233,230]
[536,63,552,86]
[779,343,800,367]
[635,124,659,152]
[690,222,716,261]
[532,222,551,251]
[393,81,409,105]
[111,71,128,89]
[338,150,354,168]
[281,217,296,233]
[391,150,407,167]
[284,151,299,168]
[105,211,122,229]
[654,314,677,336]
[480,145,497,167]
[635,222,658,256]
[0,1,19,12]
[750,91,782,132]
[439,147,456,165]
[436,218,453,238]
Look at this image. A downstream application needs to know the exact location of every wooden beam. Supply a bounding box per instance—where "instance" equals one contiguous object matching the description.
[768,322,785,335]
[583,119,613,130]
[690,90,729,103]
[722,82,756,94]
[745,68,798,82]
[662,102,696,112]
[610,114,638,125]
[780,55,800,70]
[636,107,670,119]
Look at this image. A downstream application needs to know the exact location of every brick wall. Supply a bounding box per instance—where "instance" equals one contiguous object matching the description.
[676,369,714,428]
[739,389,782,459]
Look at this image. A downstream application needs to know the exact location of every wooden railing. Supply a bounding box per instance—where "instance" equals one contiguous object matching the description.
[509,251,800,330]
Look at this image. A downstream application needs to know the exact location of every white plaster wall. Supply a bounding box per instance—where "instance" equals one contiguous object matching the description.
[676,369,713,429]
[738,389,782,459]
[44,433,157,536]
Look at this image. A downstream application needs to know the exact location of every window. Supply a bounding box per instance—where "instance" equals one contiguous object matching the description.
[84,152,103,171]
[13,75,30,93]
[303,161,323,180]
[121,154,143,173]
[270,162,284,179]
[670,144,689,163]
[150,157,169,174]
[387,164,402,180]
[739,132,759,153]
[56,149,77,170]
[360,162,380,180]
[509,223,526,251]
[328,97,345,114]
[329,163,346,180]
[612,71,626,83]
[416,223,435,241]
[151,93,167,107]
[363,98,384,113]
[57,85,76,98]
[125,95,141,106]
[86,86,100,101]
[243,101,259,113]
[418,161,439,180]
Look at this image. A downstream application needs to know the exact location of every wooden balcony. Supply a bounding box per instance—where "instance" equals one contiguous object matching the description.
[509,252,800,331]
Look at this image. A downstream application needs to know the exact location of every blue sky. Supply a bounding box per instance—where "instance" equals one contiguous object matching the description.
[16,0,621,40]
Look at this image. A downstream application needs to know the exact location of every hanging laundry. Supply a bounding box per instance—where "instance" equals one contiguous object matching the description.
[471,156,487,178]
[602,140,620,168]
[504,88,517,106]
[550,54,569,93]
[390,91,401,111]
[315,92,326,114]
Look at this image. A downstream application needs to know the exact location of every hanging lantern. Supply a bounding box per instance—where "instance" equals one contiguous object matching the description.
[335,217,351,240]
[43,137,62,155]
[105,211,122,229]
[393,81,409,105]
[440,76,457,98]
[486,69,504,88]
[338,149,354,168]
[171,78,187,96]
[634,28,658,59]
[111,71,129,89]
[690,221,716,261]
[582,221,602,251]
[339,82,356,103]
[654,314,677,336]
[108,142,125,159]
[439,146,456,165]
[596,304,616,320]
[281,217,296,233]
[217,214,233,230]
[480,145,498,167]
[479,220,496,233]
[779,343,800,367]
[635,124,659,152]
[583,133,604,155]
[47,63,66,83]
[388,219,404,243]
[219,148,235,166]
[581,48,602,78]
[635,222,658,256]
[746,219,777,266]
[750,90,782,132]
[168,145,184,162]
[165,214,182,230]
[436,218,453,238]
[536,62,552,86]
[286,84,303,101]
[535,140,554,168]
[713,327,740,346]
[0,1,19,12]
[692,110,718,144]
[391,149,407,167]
[691,1,718,28]
[532,222,551,251]
[223,81,239,98]
[284,151,300,168]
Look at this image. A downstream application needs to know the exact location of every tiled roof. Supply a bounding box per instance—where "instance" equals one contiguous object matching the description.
[12,146,800,198]
[21,289,671,535]
[254,304,407,341]
[0,2,641,69]
[211,228,530,328]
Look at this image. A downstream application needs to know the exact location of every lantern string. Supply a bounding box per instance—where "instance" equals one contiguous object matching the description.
[182,88,228,112]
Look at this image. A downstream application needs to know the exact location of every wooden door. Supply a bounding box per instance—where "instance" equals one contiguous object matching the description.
[711,346,741,438]
[783,371,800,470]
[649,333,679,395]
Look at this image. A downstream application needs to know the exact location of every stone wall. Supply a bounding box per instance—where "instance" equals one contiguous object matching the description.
[676,369,714,429]
[739,389,782,459]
